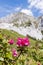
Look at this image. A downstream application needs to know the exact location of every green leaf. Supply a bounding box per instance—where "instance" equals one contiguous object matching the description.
[0,34,3,40]
[6,52,12,59]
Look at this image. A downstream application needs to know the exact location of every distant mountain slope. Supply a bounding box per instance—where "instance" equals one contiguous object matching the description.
[0,12,43,40]
[0,12,37,27]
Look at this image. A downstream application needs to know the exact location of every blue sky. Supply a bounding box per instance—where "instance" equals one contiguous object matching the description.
[0,0,43,17]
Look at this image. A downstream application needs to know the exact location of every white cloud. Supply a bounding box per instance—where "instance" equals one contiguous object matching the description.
[28,0,43,13]
[15,7,21,11]
[21,9,33,16]
[36,1,43,9]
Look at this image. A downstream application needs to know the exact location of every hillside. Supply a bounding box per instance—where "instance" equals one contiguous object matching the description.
[0,29,24,42]
[0,29,43,65]
[0,29,43,46]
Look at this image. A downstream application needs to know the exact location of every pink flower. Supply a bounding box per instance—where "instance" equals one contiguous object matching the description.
[38,63,41,65]
[8,39,14,44]
[17,38,24,46]
[12,49,18,57]
[17,37,30,47]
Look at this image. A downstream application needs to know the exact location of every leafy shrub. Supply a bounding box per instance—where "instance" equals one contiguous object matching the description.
[0,33,43,65]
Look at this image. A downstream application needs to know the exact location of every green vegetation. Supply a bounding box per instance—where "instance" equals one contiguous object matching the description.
[0,29,43,65]
[0,29,24,42]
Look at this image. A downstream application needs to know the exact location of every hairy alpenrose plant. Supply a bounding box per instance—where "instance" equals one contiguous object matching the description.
[0,33,43,65]
[8,39,14,45]
[17,37,30,47]
[16,37,30,56]
[11,49,18,57]
[0,34,30,65]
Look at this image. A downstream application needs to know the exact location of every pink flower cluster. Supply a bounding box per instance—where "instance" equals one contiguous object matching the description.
[38,63,41,65]
[38,64,40,65]
[8,39,14,44]
[17,37,30,47]
[12,49,18,57]
[8,37,30,57]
